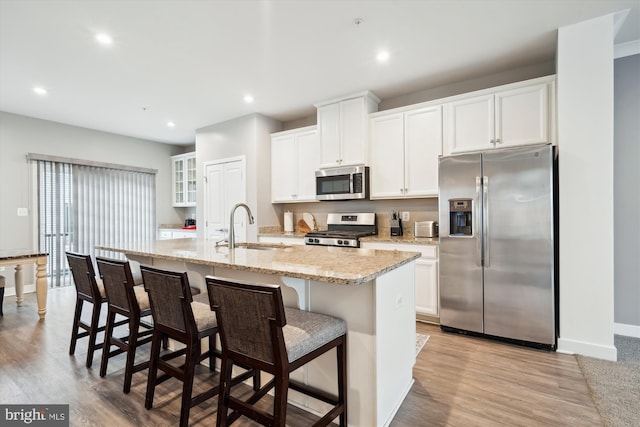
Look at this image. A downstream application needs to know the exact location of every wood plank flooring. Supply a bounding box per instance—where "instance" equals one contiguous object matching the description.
[0,287,603,426]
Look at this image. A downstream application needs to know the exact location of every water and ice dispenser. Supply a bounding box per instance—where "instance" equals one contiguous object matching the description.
[449,199,473,236]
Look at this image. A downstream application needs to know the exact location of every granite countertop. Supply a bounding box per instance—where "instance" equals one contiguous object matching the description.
[0,249,48,261]
[98,238,421,286]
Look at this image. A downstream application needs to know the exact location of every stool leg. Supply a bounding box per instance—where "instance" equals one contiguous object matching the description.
[338,338,348,427]
[86,301,102,368]
[0,286,4,316]
[145,332,162,410]
[69,299,84,355]
[123,316,139,394]
[100,310,116,378]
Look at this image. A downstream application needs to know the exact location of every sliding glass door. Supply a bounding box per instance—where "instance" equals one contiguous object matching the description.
[34,157,156,287]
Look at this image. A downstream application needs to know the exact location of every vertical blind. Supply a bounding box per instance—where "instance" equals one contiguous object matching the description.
[35,157,156,287]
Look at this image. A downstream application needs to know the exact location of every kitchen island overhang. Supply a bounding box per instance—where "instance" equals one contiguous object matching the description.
[98,239,420,427]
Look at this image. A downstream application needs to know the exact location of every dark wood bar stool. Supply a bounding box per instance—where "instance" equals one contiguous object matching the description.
[96,257,155,393]
[206,276,348,427]
[140,266,258,427]
[66,252,127,368]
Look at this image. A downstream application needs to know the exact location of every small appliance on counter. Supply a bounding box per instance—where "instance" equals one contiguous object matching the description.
[390,211,402,236]
[183,218,196,229]
[414,221,438,238]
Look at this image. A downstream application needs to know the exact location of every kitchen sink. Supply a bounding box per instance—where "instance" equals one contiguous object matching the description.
[232,243,290,251]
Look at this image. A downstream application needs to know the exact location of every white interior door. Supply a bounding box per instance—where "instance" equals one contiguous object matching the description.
[204,157,246,242]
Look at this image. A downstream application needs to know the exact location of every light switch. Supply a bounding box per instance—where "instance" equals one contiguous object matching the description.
[17,208,28,216]
[401,211,410,221]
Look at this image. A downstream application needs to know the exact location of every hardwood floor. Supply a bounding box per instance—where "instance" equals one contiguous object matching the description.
[0,287,602,426]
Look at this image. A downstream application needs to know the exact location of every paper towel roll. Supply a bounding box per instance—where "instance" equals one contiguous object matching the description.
[284,211,294,233]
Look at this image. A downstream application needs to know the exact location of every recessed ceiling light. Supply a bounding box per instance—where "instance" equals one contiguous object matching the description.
[244,95,254,104]
[95,33,113,46]
[33,86,47,95]
[167,121,176,128]
[377,51,390,62]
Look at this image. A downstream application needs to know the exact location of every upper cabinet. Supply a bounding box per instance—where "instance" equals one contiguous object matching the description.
[315,92,380,168]
[370,105,443,199]
[172,152,196,207]
[271,126,320,203]
[443,76,555,155]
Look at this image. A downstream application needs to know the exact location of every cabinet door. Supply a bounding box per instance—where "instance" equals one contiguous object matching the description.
[405,105,442,197]
[340,97,367,166]
[185,154,197,206]
[271,134,297,202]
[318,104,341,168]
[416,258,438,317]
[369,113,405,199]
[172,156,185,206]
[444,94,494,155]
[495,82,549,148]
[295,130,321,201]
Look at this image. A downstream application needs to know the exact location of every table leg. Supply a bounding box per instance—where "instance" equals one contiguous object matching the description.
[15,264,23,306]
[35,256,48,319]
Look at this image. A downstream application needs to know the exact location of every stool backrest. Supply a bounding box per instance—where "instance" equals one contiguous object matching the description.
[66,252,100,301]
[140,265,194,335]
[96,257,137,314]
[206,276,287,370]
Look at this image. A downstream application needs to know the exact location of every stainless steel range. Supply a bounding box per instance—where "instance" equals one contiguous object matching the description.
[305,213,377,248]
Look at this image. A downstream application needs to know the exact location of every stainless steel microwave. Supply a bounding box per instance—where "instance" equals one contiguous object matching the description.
[315,165,369,201]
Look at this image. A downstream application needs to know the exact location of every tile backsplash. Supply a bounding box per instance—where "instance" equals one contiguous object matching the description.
[274,198,439,235]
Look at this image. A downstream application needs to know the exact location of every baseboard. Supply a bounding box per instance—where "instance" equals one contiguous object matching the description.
[3,284,36,297]
[614,322,640,338]
[557,337,617,361]
[416,313,439,324]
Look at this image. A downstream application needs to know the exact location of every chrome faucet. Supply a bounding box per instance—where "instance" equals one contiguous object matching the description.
[229,203,255,249]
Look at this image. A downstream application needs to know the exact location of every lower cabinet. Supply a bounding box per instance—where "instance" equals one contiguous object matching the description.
[360,241,439,322]
[158,229,196,240]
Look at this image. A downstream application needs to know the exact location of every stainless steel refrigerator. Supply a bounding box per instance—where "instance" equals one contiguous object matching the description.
[438,144,556,347]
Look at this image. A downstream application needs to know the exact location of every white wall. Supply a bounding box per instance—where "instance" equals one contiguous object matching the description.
[195,113,281,240]
[556,14,617,360]
[0,111,184,289]
[614,53,640,335]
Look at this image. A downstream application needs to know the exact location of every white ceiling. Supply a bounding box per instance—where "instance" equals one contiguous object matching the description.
[1,0,638,145]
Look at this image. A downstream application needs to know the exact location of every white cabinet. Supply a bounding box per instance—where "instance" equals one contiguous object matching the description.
[258,235,305,246]
[172,152,196,207]
[360,241,439,320]
[370,105,442,199]
[158,229,196,240]
[271,126,320,203]
[315,92,380,168]
[444,77,555,155]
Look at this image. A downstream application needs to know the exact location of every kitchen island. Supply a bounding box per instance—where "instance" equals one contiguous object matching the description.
[99,238,420,427]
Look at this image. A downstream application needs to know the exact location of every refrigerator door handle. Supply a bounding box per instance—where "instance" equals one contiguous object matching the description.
[483,176,490,268]
[475,176,482,267]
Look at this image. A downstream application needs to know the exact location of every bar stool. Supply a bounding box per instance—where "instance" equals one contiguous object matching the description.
[140,265,257,427]
[0,275,5,316]
[96,257,155,393]
[206,276,348,427]
[66,252,127,368]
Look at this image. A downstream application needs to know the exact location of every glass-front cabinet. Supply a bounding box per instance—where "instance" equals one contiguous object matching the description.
[172,152,196,207]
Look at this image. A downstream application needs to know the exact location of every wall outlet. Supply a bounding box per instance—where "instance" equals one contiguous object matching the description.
[401,211,410,221]
[17,208,28,216]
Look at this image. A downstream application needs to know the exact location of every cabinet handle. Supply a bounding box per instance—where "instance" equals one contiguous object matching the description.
[490,139,495,144]
[495,138,502,144]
